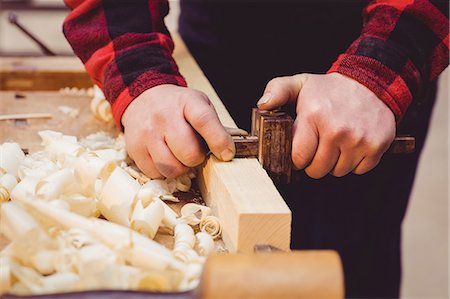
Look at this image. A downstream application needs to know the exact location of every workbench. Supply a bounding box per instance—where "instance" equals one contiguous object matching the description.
[0,34,344,299]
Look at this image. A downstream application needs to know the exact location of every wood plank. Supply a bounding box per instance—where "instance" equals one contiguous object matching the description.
[0,56,92,90]
[198,157,291,253]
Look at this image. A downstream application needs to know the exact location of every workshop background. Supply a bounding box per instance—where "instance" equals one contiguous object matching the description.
[0,1,448,298]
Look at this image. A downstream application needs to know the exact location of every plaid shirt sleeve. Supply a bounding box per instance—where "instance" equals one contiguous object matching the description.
[328,0,449,122]
[63,0,187,128]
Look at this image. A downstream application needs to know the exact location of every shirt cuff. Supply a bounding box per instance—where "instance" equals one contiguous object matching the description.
[327,53,413,123]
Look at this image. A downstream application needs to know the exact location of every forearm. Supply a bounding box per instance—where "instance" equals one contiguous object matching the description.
[63,0,186,127]
[328,0,449,122]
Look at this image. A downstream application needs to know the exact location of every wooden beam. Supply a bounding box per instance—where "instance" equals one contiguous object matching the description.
[198,157,291,252]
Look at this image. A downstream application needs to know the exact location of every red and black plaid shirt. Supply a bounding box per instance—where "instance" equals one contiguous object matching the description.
[63,0,449,127]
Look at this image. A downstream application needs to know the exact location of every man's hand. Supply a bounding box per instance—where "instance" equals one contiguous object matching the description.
[122,84,235,179]
[257,73,396,179]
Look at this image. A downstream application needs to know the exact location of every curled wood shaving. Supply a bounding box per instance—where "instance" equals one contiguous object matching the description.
[179,203,211,226]
[0,142,25,178]
[130,200,164,239]
[199,216,222,239]
[0,186,10,202]
[90,86,113,123]
[98,167,140,226]
[173,224,198,263]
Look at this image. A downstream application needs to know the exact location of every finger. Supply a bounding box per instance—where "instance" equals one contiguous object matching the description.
[147,140,189,178]
[165,121,206,167]
[304,137,340,179]
[330,151,365,177]
[184,100,235,161]
[128,144,163,179]
[257,73,309,110]
[291,117,319,170]
[353,155,382,175]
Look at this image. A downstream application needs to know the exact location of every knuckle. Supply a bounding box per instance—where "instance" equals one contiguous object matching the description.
[350,129,365,144]
[330,169,346,178]
[147,170,164,180]
[182,150,205,167]
[216,133,232,149]
[181,89,209,104]
[346,131,367,149]
[366,138,390,154]
[194,109,215,130]
[266,78,279,89]
[267,76,291,90]
[305,167,325,179]
[136,160,161,179]
[163,164,187,179]
[353,167,369,176]
[329,124,351,140]
[140,126,156,139]
[291,150,310,169]
[152,108,172,126]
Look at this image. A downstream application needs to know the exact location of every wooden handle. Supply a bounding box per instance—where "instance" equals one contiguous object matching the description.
[387,135,415,154]
[200,250,344,299]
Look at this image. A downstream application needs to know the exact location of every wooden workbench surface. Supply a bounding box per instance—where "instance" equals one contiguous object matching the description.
[0,91,118,153]
[0,34,291,253]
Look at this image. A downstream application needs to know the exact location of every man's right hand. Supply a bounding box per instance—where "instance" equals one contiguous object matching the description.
[121,84,235,179]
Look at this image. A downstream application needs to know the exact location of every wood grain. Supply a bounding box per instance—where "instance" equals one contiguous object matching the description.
[388,135,415,154]
[197,156,291,253]
[0,56,92,90]
[259,112,293,184]
[201,251,344,299]
[0,112,52,121]
[0,91,118,153]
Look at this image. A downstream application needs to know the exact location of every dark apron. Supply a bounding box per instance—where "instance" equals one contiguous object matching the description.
[179,2,438,297]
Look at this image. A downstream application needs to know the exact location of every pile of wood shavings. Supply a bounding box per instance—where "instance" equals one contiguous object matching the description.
[0,130,221,295]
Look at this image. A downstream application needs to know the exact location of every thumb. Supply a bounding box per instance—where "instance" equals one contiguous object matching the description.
[257,74,309,110]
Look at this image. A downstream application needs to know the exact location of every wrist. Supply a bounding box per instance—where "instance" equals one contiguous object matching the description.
[327,54,412,123]
[120,83,185,129]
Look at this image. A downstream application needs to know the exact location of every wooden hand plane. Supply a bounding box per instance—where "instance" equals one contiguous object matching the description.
[230,108,415,184]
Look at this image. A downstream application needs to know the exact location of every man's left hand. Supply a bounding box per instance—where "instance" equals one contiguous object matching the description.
[257,73,396,178]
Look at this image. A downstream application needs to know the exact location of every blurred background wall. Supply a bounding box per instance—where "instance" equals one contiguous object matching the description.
[0,1,448,297]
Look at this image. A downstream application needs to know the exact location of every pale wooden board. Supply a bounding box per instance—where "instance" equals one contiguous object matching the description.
[198,157,291,253]
[0,57,85,72]
[0,57,92,91]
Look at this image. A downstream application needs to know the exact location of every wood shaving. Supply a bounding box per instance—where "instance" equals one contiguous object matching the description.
[0,130,222,295]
